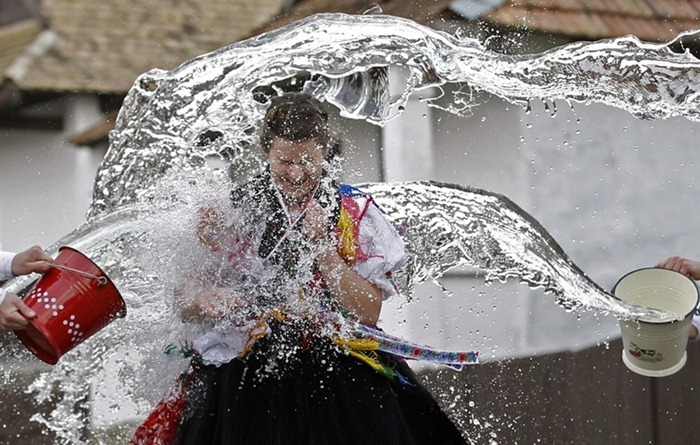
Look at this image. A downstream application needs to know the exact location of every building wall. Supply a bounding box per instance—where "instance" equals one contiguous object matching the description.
[0,95,106,253]
[378,84,699,362]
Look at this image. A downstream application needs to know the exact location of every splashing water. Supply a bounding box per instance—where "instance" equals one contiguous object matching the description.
[90,13,700,216]
[3,11,700,443]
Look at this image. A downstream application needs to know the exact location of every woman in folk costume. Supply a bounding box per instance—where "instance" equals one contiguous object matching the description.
[131,92,474,445]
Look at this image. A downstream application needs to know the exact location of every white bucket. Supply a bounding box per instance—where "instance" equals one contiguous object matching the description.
[613,268,699,378]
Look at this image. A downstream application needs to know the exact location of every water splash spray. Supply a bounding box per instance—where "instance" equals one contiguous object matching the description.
[2,11,700,444]
[91,13,700,216]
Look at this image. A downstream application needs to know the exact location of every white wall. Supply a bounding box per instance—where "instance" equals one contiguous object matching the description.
[0,95,106,253]
[379,86,699,362]
[522,101,699,289]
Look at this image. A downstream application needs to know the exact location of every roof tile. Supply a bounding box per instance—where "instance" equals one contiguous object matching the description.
[0,19,42,77]
[13,0,288,93]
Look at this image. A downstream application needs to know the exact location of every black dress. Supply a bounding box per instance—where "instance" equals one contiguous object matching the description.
[167,173,468,445]
[174,323,466,445]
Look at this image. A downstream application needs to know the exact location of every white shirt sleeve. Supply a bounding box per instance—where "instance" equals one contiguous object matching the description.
[0,246,16,281]
[0,243,16,305]
[352,200,407,300]
[692,314,700,342]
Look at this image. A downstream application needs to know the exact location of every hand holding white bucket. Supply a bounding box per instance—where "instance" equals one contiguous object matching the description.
[613,268,699,378]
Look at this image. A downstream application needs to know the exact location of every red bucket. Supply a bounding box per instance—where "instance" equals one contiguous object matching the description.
[15,246,126,365]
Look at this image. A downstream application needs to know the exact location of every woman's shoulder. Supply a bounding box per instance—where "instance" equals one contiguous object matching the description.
[337,183,402,240]
[338,183,370,199]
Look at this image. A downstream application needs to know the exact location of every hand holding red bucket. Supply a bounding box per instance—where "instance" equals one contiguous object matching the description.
[15,246,126,365]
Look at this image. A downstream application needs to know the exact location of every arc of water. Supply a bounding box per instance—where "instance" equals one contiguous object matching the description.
[364,181,674,321]
[91,13,700,218]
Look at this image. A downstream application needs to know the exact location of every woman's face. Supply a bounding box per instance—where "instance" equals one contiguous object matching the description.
[268,136,328,207]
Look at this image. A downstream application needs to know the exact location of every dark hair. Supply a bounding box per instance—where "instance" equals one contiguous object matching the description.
[261,92,330,152]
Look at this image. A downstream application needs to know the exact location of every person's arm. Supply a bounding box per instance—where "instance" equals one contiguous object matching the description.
[1,245,52,283]
[0,245,52,330]
[0,250,15,311]
[175,285,248,323]
[656,256,700,280]
[0,250,15,282]
[657,256,700,340]
[316,246,382,325]
[303,200,382,326]
[11,246,53,276]
[0,292,36,330]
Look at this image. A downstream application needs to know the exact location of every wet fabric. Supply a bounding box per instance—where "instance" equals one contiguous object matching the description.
[173,322,467,445]
[188,171,410,367]
[135,172,468,444]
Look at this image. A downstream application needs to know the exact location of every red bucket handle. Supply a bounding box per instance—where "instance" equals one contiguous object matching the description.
[50,264,109,286]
